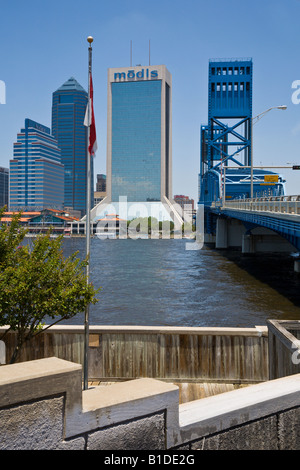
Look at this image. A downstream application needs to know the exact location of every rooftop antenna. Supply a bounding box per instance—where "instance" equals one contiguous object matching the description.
[149,40,151,66]
[130,40,132,67]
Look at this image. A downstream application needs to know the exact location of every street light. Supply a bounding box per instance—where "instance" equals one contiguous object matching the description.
[250,105,287,198]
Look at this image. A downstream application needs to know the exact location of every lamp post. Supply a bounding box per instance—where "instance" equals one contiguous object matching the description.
[250,105,287,198]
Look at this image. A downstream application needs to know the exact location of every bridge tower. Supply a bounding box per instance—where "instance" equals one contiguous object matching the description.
[200,58,253,205]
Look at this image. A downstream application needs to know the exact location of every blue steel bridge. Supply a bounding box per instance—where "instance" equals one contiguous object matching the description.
[199,165,300,272]
[198,58,300,269]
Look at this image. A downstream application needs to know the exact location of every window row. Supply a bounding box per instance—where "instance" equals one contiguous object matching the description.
[211,82,251,92]
[211,66,251,76]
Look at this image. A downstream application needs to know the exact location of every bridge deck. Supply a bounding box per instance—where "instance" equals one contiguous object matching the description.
[209,196,300,250]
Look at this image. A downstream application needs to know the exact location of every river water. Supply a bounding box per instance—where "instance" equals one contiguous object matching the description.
[59,237,300,328]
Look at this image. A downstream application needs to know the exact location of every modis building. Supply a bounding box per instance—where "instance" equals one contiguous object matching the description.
[107,64,172,204]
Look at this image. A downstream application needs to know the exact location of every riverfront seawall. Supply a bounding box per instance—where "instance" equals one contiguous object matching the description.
[1,320,299,449]
[0,325,269,387]
[0,356,300,450]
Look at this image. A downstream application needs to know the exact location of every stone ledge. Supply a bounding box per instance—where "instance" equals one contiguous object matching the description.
[83,378,178,410]
[0,356,81,386]
[179,373,300,445]
[1,357,300,449]
[0,324,268,336]
[0,357,82,409]
[76,378,180,447]
[0,357,180,448]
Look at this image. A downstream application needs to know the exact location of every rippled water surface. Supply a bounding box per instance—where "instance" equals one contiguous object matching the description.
[60,237,300,328]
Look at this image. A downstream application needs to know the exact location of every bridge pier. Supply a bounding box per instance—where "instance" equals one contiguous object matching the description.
[294,259,300,273]
[213,216,296,255]
[215,217,245,249]
[242,233,255,254]
[243,227,295,254]
[204,233,216,244]
[215,218,228,249]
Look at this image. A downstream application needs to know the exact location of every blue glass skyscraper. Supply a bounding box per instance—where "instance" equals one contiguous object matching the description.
[52,77,93,216]
[9,119,64,210]
[88,64,183,226]
[106,65,172,203]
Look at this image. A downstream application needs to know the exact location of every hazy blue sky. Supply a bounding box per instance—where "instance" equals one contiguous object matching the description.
[1,0,300,201]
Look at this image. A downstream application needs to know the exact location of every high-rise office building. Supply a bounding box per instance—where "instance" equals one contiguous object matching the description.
[52,77,93,216]
[174,195,194,211]
[89,64,182,224]
[9,119,64,210]
[96,174,106,192]
[107,65,172,203]
[0,167,8,208]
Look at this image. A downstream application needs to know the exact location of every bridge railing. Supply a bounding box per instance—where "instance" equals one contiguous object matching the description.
[217,195,300,215]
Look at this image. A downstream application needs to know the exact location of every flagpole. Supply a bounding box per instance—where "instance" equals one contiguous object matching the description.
[84,35,93,391]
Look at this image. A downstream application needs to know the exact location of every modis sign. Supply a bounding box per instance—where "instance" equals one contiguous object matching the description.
[114,68,158,81]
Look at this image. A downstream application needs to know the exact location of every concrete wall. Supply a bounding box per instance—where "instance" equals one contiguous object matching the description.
[177,374,300,450]
[268,320,300,380]
[0,325,269,385]
[1,357,300,450]
[0,357,179,450]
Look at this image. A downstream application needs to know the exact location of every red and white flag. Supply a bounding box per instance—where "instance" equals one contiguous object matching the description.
[84,73,97,156]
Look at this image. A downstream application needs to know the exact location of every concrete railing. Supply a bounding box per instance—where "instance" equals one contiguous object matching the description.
[0,325,269,384]
[1,357,300,450]
[268,320,300,380]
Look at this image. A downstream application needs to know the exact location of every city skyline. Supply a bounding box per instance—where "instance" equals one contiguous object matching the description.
[1,0,300,203]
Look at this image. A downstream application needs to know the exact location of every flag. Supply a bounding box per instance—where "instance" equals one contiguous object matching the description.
[84,73,97,156]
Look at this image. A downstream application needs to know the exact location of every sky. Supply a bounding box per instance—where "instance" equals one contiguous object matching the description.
[0,0,300,202]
